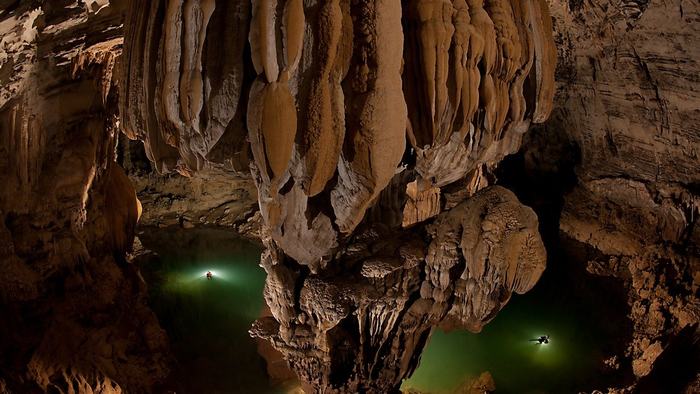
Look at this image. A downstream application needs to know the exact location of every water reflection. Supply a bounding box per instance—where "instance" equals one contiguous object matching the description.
[404,298,600,393]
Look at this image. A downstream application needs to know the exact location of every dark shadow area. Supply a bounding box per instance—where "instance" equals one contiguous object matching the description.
[635,324,700,394]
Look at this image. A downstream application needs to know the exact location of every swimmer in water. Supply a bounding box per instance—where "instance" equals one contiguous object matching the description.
[530,335,550,344]
[206,271,213,280]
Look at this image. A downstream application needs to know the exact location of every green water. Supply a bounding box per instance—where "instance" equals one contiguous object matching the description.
[403,263,630,394]
[138,228,293,394]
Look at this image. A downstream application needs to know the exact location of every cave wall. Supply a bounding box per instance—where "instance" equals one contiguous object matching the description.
[518,0,700,388]
[545,0,699,253]
[0,2,170,392]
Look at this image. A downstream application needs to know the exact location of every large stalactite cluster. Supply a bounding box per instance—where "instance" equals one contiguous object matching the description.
[403,0,555,188]
[121,0,555,270]
[120,0,251,174]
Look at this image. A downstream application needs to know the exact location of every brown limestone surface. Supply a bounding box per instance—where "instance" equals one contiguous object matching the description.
[119,136,261,237]
[423,186,546,332]
[403,0,556,188]
[130,167,260,232]
[120,0,251,174]
[547,0,699,186]
[543,0,700,254]
[0,0,695,391]
[246,0,409,270]
[515,0,700,391]
[0,1,170,392]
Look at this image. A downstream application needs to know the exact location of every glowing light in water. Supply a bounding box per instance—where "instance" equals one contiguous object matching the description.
[193,267,234,282]
[162,266,240,289]
[140,229,289,392]
[201,270,218,278]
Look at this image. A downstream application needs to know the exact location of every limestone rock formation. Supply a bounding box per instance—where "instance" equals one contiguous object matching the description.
[246,0,409,270]
[120,0,251,174]
[423,186,546,332]
[402,178,441,227]
[0,1,170,392]
[251,186,545,392]
[121,0,556,273]
[405,371,495,394]
[1,0,696,390]
[403,0,556,188]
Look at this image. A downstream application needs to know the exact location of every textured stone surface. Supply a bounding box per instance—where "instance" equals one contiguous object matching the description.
[424,186,546,332]
[120,0,251,174]
[517,0,700,391]
[548,0,700,186]
[543,0,700,259]
[118,135,262,238]
[0,1,171,392]
[404,0,556,188]
[251,186,545,392]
